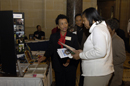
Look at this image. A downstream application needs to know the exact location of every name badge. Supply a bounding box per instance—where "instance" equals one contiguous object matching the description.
[65,36,71,41]
[72,31,77,34]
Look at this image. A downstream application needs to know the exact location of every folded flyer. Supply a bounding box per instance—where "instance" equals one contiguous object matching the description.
[57,48,73,59]
[58,41,75,54]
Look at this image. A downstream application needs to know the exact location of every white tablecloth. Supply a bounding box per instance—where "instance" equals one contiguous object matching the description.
[0,77,43,86]
[0,62,52,86]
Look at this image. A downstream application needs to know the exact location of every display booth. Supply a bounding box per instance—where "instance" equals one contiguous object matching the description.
[0,11,52,86]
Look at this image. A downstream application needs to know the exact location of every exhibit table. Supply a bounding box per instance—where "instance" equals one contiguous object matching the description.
[0,61,52,86]
[24,62,52,86]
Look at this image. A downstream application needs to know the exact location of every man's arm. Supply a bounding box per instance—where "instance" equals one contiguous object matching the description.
[33,32,36,39]
[41,32,45,40]
[113,39,126,66]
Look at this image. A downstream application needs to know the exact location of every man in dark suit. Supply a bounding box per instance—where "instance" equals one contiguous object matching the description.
[112,18,130,52]
[113,18,125,42]
[69,14,89,49]
[38,14,79,86]
[69,14,90,86]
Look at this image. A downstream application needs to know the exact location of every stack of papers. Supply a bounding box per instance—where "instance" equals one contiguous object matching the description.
[28,64,47,70]
[24,70,46,78]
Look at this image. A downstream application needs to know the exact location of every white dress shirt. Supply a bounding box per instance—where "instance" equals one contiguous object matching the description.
[79,21,114,76]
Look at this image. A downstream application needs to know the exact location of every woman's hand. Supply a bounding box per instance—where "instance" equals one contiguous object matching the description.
[63,63,69,67]
[78,49,83,53]
[38,56,46,63]
[63,59,70,67]
[72,49,82,60]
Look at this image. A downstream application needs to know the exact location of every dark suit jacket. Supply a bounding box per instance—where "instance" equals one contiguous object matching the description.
[112,33,126,66]
[44,31,79,72]
[110,33,126,86]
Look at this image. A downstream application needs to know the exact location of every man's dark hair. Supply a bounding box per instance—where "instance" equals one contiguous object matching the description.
[113,18,120,23]
[82,7,103,26]
[106,19,119,31]
[55,14,69,25]
[75,14,82,19]
[36,25,40,29]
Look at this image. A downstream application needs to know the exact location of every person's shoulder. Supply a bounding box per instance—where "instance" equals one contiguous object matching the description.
[34,31,38,33]
[51,31,60,37]
[116,35,124,41]
[93,22,108,32]
[40,31,45,33]
[98,22,107,29]
[93,25,106,32]
[67,31,77,38]
[113,34,124,44]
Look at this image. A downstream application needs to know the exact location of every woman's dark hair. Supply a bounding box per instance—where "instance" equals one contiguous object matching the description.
[82,7,103,26]
[55,14,69,25]
[75,14,82,19]
[106,19,119,31]
[36,25,40,29]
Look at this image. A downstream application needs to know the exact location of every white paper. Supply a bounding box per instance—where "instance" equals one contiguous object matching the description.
[57,48,73,59]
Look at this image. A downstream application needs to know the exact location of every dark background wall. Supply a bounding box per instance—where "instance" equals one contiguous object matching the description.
[97,0,130,37]
[97,0,116,20]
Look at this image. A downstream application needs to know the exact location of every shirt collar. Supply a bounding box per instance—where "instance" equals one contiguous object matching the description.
[89,21,106,33]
